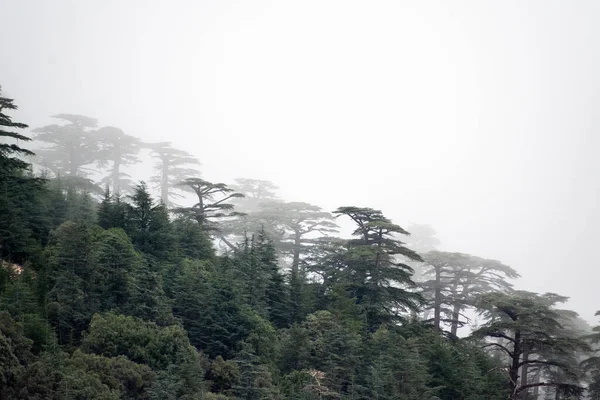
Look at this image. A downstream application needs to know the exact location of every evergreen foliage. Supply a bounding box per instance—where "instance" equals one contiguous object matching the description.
[1,86,595,400]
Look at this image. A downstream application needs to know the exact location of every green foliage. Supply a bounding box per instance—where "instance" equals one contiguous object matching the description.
[331,207,423,331]
[172,258,249,358]
[81,312,198,370]
[472,291,588,399]
[3,85,593,400]
[125,182,175,259]
[13,350,155,400]
[43,221,94,345]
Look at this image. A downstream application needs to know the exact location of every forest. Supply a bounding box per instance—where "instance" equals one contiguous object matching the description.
[1,85,600,400]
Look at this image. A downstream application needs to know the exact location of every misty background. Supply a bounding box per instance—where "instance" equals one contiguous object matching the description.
[1,0,599,321]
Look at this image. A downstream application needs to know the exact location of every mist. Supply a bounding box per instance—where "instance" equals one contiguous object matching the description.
[3,0,599,320]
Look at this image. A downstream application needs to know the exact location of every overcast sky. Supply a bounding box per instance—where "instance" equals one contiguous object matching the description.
[2,1,599,321]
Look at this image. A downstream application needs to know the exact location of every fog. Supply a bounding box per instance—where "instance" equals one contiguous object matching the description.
[2,0,599,321]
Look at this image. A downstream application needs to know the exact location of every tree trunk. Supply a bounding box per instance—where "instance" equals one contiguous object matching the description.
[450,282,467,336]
[450,301,461,336]
[161,158,169,207]
[112,157,121,194]
[291,230,301,276]
[510,330,522,400]
[532,370,540,399]
[218,234,238,252]
[520,343,530,400]
[433,265,441,331]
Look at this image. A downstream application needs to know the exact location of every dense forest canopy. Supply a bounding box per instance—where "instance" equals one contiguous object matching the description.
[2,85,600,400]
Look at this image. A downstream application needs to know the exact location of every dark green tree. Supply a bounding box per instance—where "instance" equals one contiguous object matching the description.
[43,221,93,345]
[125,182,174,259]
[0,88,48,263]
[0,86,33,174]
[332,206,422,331]
[171,259,249,358]
[472,291,588,399]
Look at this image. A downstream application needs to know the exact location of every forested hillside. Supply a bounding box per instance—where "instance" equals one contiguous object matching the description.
[2,86,600,400]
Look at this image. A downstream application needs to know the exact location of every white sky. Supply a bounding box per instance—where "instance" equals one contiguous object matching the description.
[2,0,599,321]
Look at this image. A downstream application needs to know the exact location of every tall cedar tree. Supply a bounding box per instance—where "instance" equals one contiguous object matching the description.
[174,178,245,243]
[95,126,142,194]
[333,206,422,331]
[420,251,519,335]
[148,142,200,207]
[472,291,589,399]
[32,114,102,194]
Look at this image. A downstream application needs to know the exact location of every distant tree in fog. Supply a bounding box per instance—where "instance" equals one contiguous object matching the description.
[95,126,142,194]
[148,142,200,207]
[174,178,245,233]
[420,251,518,335]
[32,114,99,178]
[229,178,280,212]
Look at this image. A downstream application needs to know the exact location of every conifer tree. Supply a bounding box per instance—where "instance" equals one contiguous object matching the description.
[148,142,200,207]
[420,251,518,334]
[472,291,588,399]
[333,206,422,331]
[0,87,47,262]
[95,126,142,194]
[32,114,99,178]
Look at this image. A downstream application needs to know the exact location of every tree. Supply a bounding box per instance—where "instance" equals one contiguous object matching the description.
[472,291,588,399]
[171,259,249,358]
[269,202,338,276]
[233,230,290,328]
[87,228,140,315]
[43,221,94,345]
[97,186,127,230]
[32,114,99,179]
[402,223,441,286]
[420,251,519,335]
[125,182,174,259]
[95,126,142,194]
[403,223,441,254]
[231,201,338,323]
[174,178,245,233]
[279,310,361,396]
[366,325,432,399]
[581,311,600,399]
[332,206,422,331]
[0,311,33,399]
[148,142,200,207]
[0,86,34,174]
[0,88,48,263]
[229,178,280,213]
